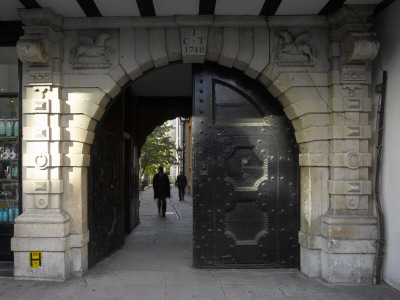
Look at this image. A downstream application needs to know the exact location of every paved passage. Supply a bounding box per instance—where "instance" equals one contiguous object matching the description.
[1,187,400,299]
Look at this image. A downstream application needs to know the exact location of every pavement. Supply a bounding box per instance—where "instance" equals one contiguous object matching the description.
[0,187,400,299]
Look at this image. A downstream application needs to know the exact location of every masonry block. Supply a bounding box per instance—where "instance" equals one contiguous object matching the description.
[295,126,329,143]
[245,26,269,79]
[300,167,329,234]
[166,28,182,62]
[63,74,121,99]
[61,114,97,131]
[62,128,94,144]
[219,27,239,68]
[135,28,154,72]
[321,214,377,240]
[63,99,105,120]
[299,154,329,166]
[328,180,372,195]
[298,141,329,154]
[292,114,329,131]
[233,27,253,71]
[13,250,71,282]
[149,28,168,68]
[108,64,130,87]
[120,28,143,81]
[321,251,374,283]
[63,87,111,108]
[206,27,223,62]
[300,246,321,278]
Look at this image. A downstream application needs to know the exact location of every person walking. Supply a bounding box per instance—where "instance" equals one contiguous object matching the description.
[153,166,171,217]
[176,172,187,201]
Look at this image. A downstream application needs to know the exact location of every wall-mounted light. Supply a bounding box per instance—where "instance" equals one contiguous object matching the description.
[176,146,183,160]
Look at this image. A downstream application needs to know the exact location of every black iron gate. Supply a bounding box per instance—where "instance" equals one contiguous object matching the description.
[89,98,125,267]
[193,64,299,268]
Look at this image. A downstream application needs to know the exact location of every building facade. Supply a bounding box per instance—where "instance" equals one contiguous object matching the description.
[0,0,398,290]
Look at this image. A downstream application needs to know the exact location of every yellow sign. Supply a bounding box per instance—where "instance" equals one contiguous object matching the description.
[29,252,42,268]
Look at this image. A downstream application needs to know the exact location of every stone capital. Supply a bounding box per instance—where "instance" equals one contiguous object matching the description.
[17,8,64,76]
[17,39,50,63]
[342,32,379,62]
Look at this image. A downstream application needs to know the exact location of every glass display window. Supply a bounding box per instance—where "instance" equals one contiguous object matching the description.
[0,47,20,230]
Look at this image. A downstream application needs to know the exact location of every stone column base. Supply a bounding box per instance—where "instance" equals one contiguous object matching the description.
[300,246,322,278]
[11,210,72,281]
[320,214,377,283]
[70,231,90,276]
[299,231,322,278]
[13,249,71,282]
[321,251,374,283]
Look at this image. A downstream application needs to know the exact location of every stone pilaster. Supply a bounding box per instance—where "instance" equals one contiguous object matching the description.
[11,9,71,281]
[323,5,378,282]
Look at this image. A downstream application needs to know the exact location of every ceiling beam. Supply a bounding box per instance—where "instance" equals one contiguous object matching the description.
[0,21,24,46]
[318,0,345,15]
[373,0,396,16]
[76,0,102,17]
[136,0,156,17]
[199,0,216,15]
[19,0,41,9]
[259,0,282,16]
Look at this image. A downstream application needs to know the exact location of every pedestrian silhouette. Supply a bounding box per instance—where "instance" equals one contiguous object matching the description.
[176,172,187,201]
[153,166,170,217]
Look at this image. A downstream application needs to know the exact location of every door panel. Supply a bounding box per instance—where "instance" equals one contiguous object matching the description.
[89,99,125,267]
[193,64,299,268]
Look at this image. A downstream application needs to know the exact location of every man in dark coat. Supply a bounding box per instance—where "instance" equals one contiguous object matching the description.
[176,172,187,201]
[153,166,171,217]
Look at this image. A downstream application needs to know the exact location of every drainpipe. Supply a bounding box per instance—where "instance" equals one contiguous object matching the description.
[373,70,387,284]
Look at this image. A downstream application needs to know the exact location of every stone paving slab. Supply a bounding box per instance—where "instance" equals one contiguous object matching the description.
[1,187,400,299]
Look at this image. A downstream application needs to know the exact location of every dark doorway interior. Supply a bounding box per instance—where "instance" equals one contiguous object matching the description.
[88,65,192,267]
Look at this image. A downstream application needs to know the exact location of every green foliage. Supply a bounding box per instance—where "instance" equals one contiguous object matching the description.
[140,122,177,178]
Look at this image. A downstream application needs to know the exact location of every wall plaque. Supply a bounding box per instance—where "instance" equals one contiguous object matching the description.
[180,28,208,63]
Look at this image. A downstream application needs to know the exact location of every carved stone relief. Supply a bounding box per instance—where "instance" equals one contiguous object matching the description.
[342,33,379,62]
[346,151,361,169]
[35,195,49,209]
[275,30,316,67]
[34,152,50,169]
[16,39,49,63]
[69,32,115,69]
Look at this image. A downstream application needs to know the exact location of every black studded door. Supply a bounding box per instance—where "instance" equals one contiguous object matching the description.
[193,64,299,268]
[89,98,125,268]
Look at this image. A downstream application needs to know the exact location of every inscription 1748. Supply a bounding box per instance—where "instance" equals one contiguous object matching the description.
[180,28,208,63]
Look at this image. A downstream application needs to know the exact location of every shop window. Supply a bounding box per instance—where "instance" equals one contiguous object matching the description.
[0,47,21,261]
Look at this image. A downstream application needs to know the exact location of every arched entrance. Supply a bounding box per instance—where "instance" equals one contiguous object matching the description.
[88,63,299,268]
[13,9,378,282]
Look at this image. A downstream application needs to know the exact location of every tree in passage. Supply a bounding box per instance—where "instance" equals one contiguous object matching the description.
[140,122,177,180]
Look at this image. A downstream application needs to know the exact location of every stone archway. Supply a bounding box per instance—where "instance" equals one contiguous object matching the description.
[13,6,378,282]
